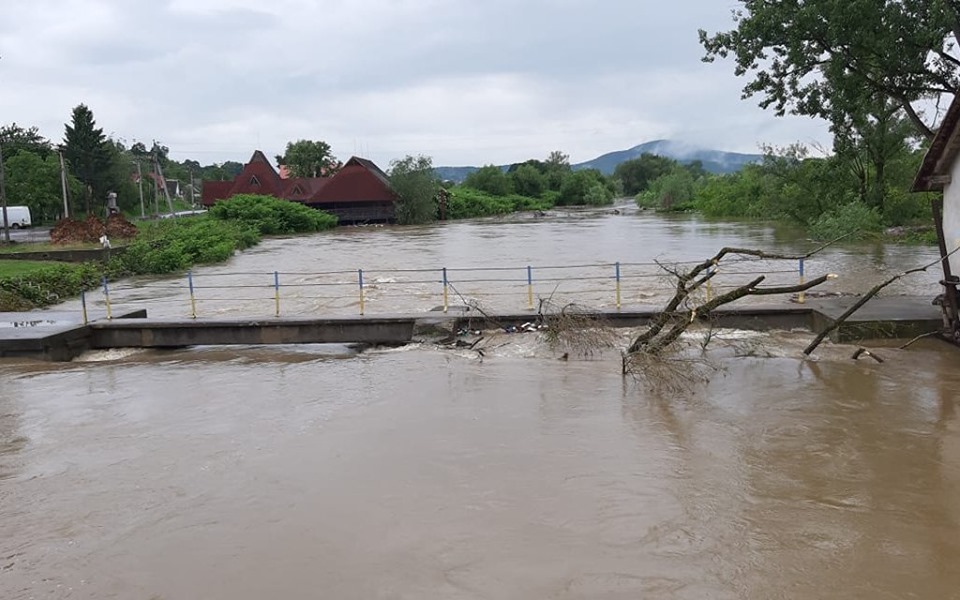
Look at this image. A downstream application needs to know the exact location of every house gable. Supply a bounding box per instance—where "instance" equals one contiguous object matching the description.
[914,96,960,192]
[312,156,398,204]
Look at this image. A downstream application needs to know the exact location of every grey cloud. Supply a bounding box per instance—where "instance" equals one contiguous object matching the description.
[0,0,830,168]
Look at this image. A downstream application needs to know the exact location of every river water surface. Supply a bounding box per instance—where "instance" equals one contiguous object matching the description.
[3,208,960,598]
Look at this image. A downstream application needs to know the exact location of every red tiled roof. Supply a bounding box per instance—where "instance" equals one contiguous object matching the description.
[200,151,397,207]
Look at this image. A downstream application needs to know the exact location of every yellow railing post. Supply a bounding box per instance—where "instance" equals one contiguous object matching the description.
[527,266,533,310]
[442,267,449,313]
[798,258,806,304]
[274,271,281,317]
[358,269,365,315]
[615,262,622,309]
[102,277,113,320]
[188,271,197,319]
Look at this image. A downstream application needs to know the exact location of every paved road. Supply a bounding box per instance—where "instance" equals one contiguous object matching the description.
[1,227,51,244]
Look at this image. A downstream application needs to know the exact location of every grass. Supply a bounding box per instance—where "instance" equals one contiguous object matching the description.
[0,241,100,254]
[0,260,63,278]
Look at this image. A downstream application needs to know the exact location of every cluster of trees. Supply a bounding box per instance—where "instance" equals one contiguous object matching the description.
[689,0,960,237]
[0,106,255,225]
[630,144,931,240]
[460,151,618,207]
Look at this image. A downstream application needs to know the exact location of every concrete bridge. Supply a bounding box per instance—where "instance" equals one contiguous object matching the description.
[0,296,946,362]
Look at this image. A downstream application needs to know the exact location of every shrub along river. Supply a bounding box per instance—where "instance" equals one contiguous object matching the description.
[2,205,959,598]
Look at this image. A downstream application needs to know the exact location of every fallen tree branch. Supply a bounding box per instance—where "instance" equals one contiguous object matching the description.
[898,331,940,350]
[852,347,885,363]
[803,246,960,356]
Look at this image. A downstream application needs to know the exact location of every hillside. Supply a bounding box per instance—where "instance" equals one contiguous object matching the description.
[434,139,763,182]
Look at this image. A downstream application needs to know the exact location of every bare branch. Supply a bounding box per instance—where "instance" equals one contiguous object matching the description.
[803,246,960,355]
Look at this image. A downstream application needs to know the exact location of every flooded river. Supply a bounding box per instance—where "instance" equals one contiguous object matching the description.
[3,208,960,598]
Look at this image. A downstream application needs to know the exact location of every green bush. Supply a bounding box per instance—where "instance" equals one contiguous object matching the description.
[447,187,554,219]
[119,217,261,275]
[0,262,103,308]
[882,188,932,226]
[808,202,884,241]
[208,194,338,234]
[583,182,615,206]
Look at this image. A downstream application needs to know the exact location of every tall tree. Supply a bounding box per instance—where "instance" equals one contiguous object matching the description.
[63,104,111,214]
[0,123,52,159]
[276,140,339,177]
[4,151,82,222]
[699,0,960,139]
[614,153,677,195]
[463,165,513,196]
[389,155,440,224]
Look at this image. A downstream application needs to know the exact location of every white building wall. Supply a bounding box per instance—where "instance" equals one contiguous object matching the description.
[946,159,960,277]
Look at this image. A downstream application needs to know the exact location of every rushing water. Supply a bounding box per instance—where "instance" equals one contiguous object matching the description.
[45,204,945,319]
[3,207,960,598]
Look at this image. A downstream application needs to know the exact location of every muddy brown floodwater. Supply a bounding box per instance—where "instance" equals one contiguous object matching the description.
[3,208,960,598]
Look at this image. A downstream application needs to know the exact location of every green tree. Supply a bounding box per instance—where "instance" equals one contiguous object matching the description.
[463,165,513,196]
[509,164,546,197]
[390,155,440,225]
[4,151,83,222]
[0,123,52,159]
[557,169,608,205]
[543,150,573,191]
[699,1,960,139]
[832,100,916,210]
[614,153,677,195]
[63,104,112,214]
[276,140,339,178]
[637,167,700,211]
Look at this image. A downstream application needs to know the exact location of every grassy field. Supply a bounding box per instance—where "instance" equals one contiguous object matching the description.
[0,260,60,278]
[0,241,98,254]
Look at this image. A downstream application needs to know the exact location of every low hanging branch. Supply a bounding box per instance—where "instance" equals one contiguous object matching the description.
[802,245,960,356]
[627,235,852,356]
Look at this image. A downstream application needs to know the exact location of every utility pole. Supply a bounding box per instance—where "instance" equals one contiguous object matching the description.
[189,169,195,208]
[154,150,175,217]
[58,147,70,219]
[135,159,145,219]
[0,143,9,243]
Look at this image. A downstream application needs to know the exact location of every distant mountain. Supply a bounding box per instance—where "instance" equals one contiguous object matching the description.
[573,140,763,175]
[434,165,481,183]
[434,139,763,183]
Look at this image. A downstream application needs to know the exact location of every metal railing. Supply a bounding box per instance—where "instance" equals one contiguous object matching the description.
[81,257,823,322]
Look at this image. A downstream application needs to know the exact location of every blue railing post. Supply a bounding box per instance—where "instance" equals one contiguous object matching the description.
[615,261,622,309]
[798,258,806,304]
[358,269,365,315]
[102,276,112,320]
[188,270,197,319]
[442,267,449,313]
[527,265,533,310]
[274,271,281,317]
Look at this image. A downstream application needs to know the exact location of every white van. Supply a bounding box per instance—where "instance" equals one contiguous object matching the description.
[2,206,31,228]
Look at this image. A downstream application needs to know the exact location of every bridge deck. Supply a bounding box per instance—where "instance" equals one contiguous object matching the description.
[0,297,947,361]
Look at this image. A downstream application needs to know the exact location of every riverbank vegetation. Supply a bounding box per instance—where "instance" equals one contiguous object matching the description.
[0,195,336,310]
[630,143,935,242]
[685,1,960,243]
[388,150,620,224]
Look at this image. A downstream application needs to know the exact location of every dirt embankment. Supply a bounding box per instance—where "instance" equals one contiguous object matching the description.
[50,215,138,245]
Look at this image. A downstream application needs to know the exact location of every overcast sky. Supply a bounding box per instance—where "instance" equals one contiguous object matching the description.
[0,0,831,168]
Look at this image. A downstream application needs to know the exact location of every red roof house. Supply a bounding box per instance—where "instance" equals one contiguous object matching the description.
[201,151,397,223]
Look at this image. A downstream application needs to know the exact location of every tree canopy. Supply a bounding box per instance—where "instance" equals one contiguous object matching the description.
[3,151,82,222]
[276,139,339,178]
[63,104,112,213]
[699,0,960,139]
[0,123,51,159]
[390,155,440,224]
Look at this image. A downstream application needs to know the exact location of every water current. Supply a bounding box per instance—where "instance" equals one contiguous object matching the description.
[2,206,959,598]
